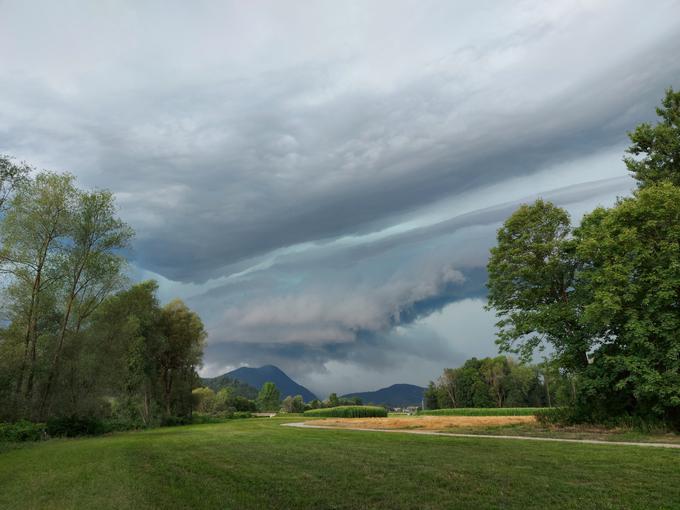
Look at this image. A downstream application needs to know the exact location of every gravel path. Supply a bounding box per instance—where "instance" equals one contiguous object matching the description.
[282,421,680,449]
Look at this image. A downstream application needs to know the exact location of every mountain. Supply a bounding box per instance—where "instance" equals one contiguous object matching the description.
[341,384,425,407]
[206,365,317,402]
[200,374,259,399]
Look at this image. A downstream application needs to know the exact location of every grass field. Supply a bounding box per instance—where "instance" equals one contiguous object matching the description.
[2,417,680,509]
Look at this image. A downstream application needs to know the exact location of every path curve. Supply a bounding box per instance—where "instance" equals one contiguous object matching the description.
[282,421,680,449]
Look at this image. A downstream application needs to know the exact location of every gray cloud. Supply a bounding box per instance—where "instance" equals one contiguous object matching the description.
[1,1,679,393]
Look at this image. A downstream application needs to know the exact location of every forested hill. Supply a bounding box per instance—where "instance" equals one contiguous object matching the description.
[204,365,317,402]
[342,384,425,407]
[199,375,259,399]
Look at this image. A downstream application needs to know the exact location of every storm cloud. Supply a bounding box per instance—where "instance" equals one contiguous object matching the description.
[2,0,679,395]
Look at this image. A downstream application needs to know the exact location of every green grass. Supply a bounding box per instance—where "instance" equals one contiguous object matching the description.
[418,407,549,416]
[1,417,680,509]
[304,405,388,417]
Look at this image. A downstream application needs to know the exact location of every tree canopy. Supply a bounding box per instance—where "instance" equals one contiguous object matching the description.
[487,88,680,427]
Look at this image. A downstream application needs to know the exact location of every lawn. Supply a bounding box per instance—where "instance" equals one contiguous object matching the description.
[1,417,680,509]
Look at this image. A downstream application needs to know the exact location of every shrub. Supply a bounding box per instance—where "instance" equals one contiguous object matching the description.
[46,416,109,437]
[418,407,548,417]
[0,420,47,442]
[303,406,387,418]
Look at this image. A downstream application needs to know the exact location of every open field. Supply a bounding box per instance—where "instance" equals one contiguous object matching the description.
[312,415,536,430]
[307,415,680,444]
[2,417,680,509]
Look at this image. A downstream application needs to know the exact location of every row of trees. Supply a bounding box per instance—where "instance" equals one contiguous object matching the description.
[424,356,573,410]
[0,159,206,425]
[486,88,680,427]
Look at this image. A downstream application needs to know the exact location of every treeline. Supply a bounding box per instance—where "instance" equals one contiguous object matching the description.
[192,383,364,416]
[486,88,680,428]
[424,356,572,410]
[0,158,206,427]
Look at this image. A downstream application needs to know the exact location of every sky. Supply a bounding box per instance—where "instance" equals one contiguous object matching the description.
[1,0,680,398]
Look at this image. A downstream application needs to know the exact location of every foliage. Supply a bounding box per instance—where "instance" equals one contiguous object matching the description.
[425,357,570,410]
[625,87,680,187]
[0,420,46,442]
[327,392,340,407]
[303,405,388,418]
[282,395,305,413]
[200,374,258,399]
[256,382,281,412]
[486,89,680,428]
[0,163,206,428]
[192,386,257,416]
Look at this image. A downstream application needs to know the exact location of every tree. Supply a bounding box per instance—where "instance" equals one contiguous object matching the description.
[574,182,680,424]
[257,382,281,412]
[282,395,305,413]
[328,392,340,407]
[486,199,591,370]
[192,387,216,414]
[39,188,133,418]
[1,173,77,417]
[625,87,680,187]
[157,300,206,417]
[423,382,439,410]
[0,155,29,212]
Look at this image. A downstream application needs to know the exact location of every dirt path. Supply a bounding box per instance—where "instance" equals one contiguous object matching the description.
[282,421,680,449]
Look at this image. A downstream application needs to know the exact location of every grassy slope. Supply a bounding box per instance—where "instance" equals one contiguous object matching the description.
[1,417,679,510]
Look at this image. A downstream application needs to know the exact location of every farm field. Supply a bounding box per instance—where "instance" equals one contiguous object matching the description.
[2,417,680,509]
[311,415,536,430]
[309,415,680,444]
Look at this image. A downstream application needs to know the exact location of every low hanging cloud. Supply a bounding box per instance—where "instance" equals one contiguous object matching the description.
[216,264,465,345]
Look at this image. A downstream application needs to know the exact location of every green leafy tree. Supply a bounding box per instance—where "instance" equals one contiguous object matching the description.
[486,199,591,370]
[328,392,340,407]
[282,395,305,413]
[257,382,281,412]
[192,387,216,414]
[0,155,29,212]
[157,300,207,417]
[574,182,680,423]
[625,87,680,187]
[423,381,439,410]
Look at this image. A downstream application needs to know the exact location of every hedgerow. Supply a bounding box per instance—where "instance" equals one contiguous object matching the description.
[303,406,387,418]
[0,420,47,442]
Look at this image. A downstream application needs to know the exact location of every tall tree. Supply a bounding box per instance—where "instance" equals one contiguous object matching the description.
[625,87,680,187]
[574,182,680,423]
[0,173,75,416]
[257,382,281,412]
[157,300,206,417]
[0,155,29,212]
[39,189,133,417]
[486,200,591,369]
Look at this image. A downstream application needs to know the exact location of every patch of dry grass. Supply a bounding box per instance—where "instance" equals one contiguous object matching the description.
[310,415,536,430]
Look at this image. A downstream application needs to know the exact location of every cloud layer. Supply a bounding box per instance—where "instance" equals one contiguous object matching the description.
[2,0,680,395]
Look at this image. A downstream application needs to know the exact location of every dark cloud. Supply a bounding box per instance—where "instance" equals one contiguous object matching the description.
[1,1,679,393]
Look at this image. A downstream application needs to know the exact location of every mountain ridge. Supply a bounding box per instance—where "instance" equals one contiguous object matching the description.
[203,365,317,402]
[341,383,425,407]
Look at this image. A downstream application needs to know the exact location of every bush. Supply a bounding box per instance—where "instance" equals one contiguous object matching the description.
[46,416,109,437]
[418,407,548,417]
[0,420,47,442]
[303,406,387,418]
[535,406,672,432]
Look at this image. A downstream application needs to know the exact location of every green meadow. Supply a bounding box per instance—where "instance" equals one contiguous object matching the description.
[1,417,679,510]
